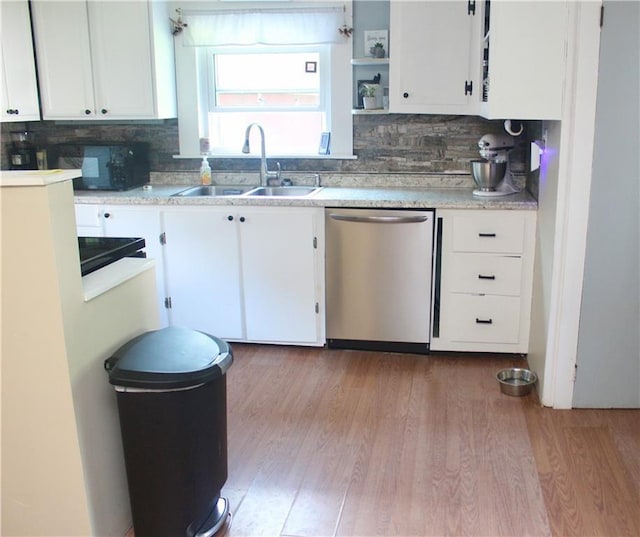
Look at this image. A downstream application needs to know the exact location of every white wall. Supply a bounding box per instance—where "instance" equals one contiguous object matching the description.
[526,120,561,398]
[529,1,603,408]
[1,181,93,536]
[573,1,640,407]
[1,178,160,536]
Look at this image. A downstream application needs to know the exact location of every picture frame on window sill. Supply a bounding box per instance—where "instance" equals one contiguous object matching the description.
[318,132,331,155]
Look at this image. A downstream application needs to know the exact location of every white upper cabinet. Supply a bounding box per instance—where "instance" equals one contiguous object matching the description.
[31,2,94,119]
[478,1,568,120]
[0,0,40,122]
[31,0,176,120]
[389,1,481,115]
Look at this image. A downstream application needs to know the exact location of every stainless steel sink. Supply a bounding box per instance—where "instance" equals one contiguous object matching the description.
[243,186,320,197]
[173,185,252,197]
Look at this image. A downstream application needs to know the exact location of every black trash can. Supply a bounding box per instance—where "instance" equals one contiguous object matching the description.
[105,326,233,537]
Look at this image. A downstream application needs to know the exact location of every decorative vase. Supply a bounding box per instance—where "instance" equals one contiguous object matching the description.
[363,96,378,110]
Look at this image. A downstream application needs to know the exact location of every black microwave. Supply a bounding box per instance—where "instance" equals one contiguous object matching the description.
[49,143,149,191]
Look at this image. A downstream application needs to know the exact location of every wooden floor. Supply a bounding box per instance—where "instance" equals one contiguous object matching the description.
[219,344,639,537]
[127,344,640,537]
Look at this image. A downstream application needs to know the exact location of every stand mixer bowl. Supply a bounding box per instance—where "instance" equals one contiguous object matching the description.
[470,159,507,191]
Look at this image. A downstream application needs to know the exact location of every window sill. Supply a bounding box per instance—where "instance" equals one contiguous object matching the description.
[352,109,389,115]
[173,153,357,160]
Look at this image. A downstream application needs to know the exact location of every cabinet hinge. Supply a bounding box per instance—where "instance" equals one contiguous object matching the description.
[164,297,172,309]
[468,0,476,15]
[159,232,166,245]
[315,302,319,314]
[313,236,318,249]
[465,80,473,96]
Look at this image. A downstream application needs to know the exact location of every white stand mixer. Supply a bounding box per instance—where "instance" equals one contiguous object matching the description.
[473,133,521,197]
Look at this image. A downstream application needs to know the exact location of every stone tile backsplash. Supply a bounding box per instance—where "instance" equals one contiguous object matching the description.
[2,115,537,192]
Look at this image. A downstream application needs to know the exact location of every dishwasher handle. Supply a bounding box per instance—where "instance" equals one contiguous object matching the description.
[328,213,429,224]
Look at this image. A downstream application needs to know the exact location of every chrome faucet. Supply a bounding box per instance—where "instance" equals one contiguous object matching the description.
[242,123,280,186]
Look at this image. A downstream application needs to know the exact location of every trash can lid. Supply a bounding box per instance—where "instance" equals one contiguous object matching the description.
[105,326,233,390]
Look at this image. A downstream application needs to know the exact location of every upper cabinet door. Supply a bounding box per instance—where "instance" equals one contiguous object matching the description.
[87,2,155,118]
[479,1,568,120]
[0,0,40,122]
[31,1,95,119]
[389,1,480,115]
[31,0,176,120]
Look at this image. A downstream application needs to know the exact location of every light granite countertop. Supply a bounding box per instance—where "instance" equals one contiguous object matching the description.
[74,184,537,210]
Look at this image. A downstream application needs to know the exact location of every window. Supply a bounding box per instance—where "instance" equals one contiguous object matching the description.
[206,48,328,155]
[174,4,353,159]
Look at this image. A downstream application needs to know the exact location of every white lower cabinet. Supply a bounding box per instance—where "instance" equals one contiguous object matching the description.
[75,204,104,237]
[432,209,536,353]
[161,207,244,340]
[239,207,323,344]
[100,206,167,327]
[161,205,325,346]
[445,294,522,344]
[74,204,168,326]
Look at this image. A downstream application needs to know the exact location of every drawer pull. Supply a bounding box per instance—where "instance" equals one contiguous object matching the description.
[478,274,496,280]
[475,318,493,324]
[478,232,497,238]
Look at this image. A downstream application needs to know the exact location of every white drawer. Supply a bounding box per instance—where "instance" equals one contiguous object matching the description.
[444,294,521,344]
[452,212,525,253]
[448,254,523,296]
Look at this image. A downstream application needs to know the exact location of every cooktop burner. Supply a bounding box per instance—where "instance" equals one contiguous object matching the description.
[78,237,146,276]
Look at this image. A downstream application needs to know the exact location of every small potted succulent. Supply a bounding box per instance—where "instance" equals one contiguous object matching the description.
[369,42,386,58]
[360,84,379,110]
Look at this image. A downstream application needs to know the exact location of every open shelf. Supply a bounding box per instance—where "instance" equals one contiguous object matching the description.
[351,57,390,66]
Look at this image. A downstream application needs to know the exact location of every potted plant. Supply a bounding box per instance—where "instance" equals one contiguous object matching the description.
[369,42,386,58]
[360,84,379,110]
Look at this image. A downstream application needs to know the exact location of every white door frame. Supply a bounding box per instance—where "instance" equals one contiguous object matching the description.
[541,1,602,408]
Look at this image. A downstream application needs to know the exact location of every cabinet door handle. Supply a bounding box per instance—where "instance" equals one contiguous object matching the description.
[239,216,246,223]
[101,108,108,114]
[478,232,496,237]
[478,274,496,280]
[403,92,409,98]
[84,109,92,115]
[476,318,493,324]
[103,212,111,219]
[227,215,234,221]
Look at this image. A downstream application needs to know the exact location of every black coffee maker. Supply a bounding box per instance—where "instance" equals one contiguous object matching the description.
[9,131,38,170]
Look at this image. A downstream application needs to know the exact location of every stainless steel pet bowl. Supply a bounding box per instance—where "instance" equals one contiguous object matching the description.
[496,368,537,396]
[470,159,507,191]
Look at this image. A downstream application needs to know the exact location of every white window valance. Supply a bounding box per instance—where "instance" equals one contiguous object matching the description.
[182,6,345,46]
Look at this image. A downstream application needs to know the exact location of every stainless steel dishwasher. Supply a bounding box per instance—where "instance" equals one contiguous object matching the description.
[325,208,435,353]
